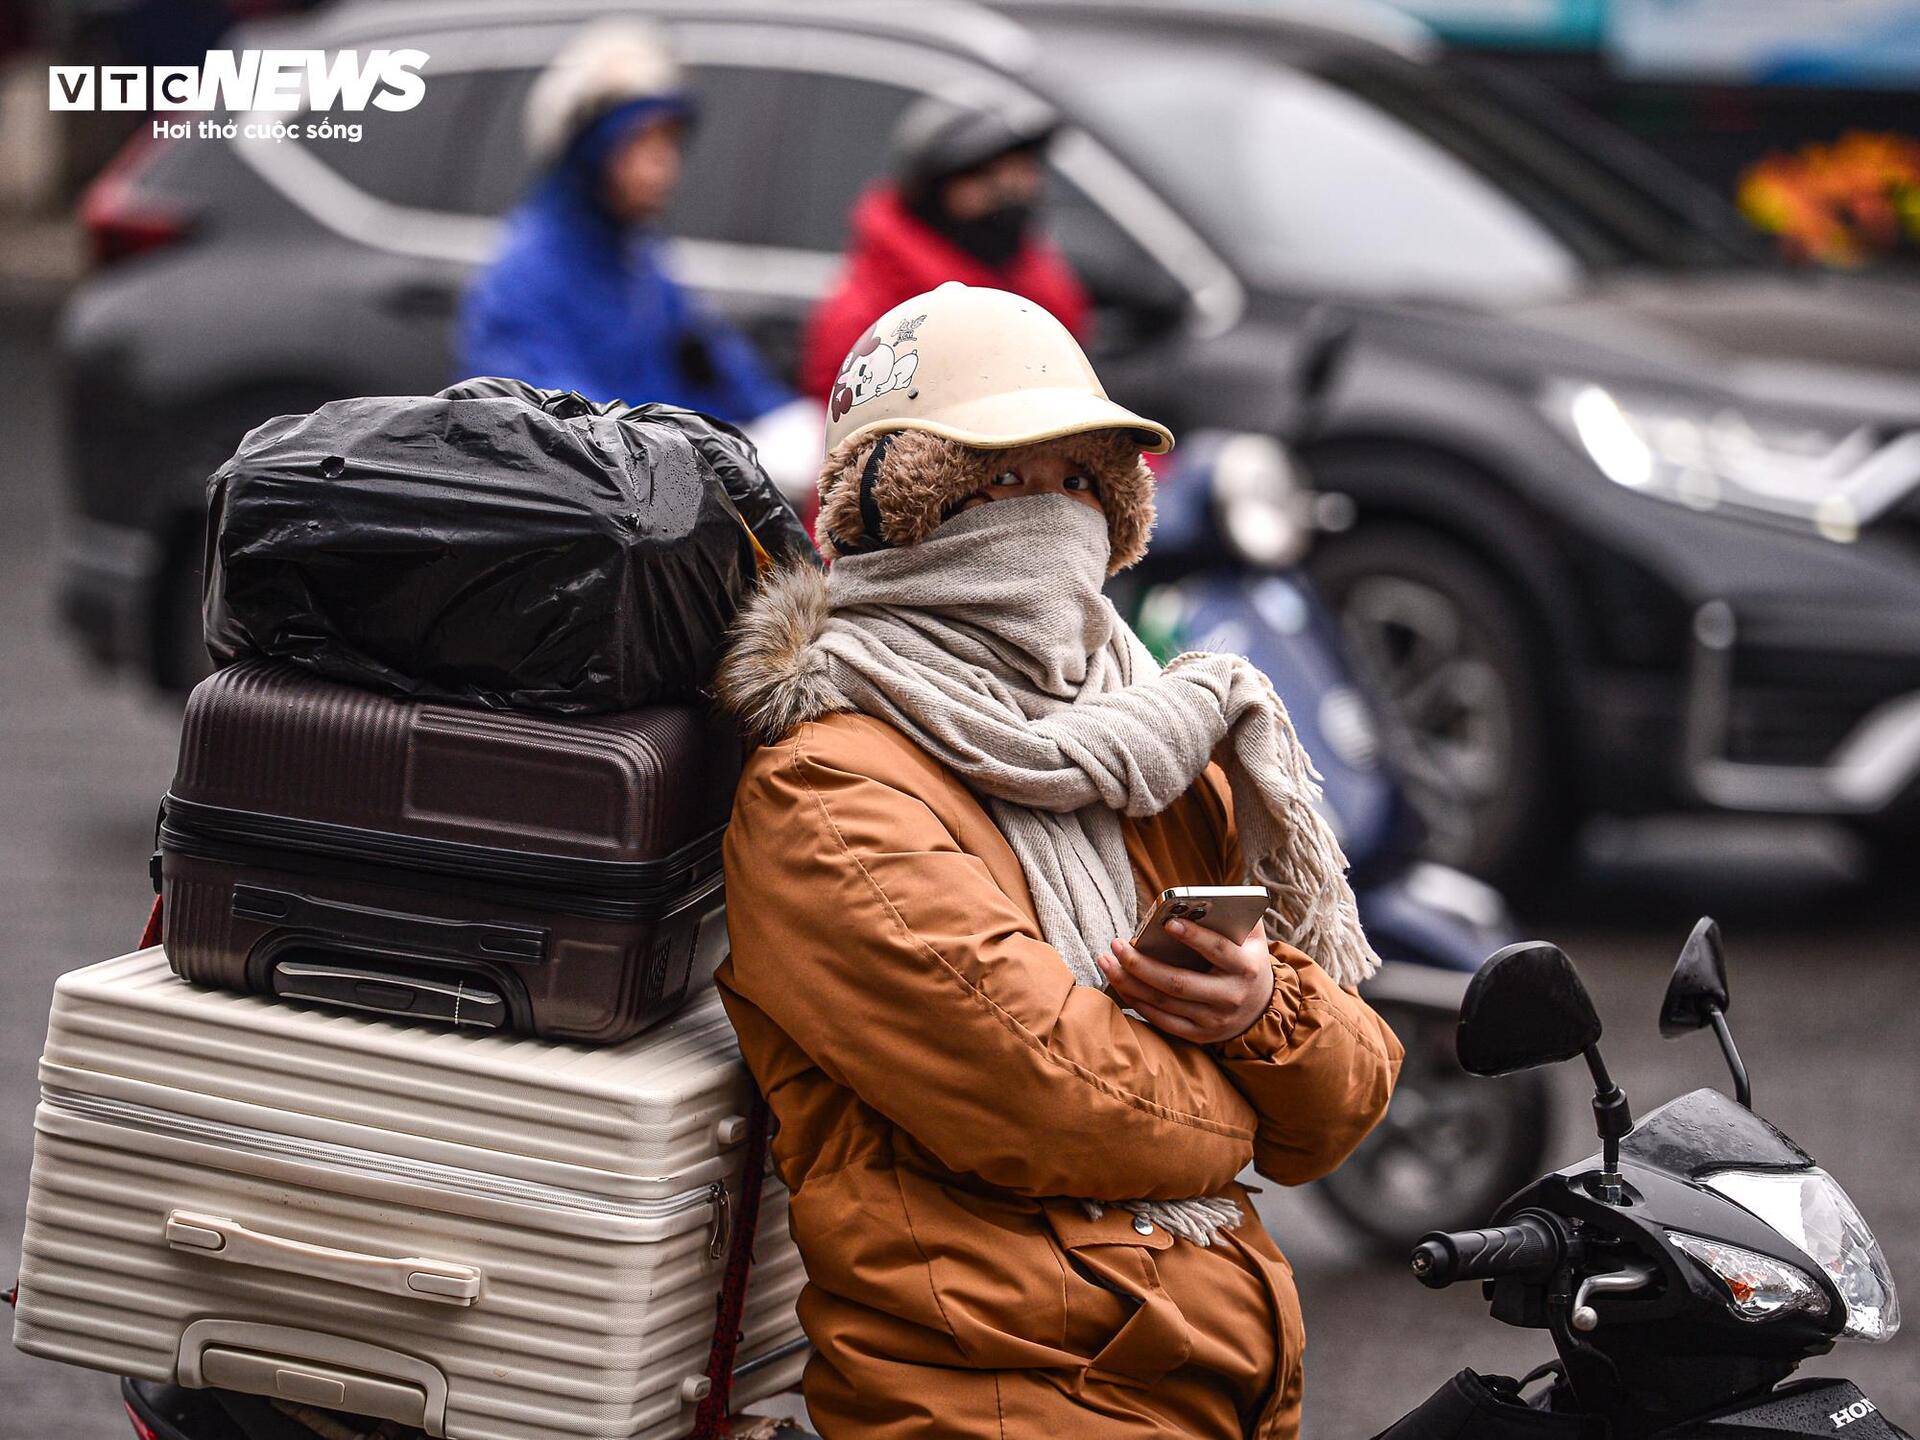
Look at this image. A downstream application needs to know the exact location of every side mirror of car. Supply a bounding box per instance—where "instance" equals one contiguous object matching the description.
[1457,941,1603,1077]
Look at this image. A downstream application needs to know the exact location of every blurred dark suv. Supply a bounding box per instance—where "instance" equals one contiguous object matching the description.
[58,0,1920,882]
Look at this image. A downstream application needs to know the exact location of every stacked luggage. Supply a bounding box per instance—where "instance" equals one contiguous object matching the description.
[13,381,820,1440]
[156,660,739,1044]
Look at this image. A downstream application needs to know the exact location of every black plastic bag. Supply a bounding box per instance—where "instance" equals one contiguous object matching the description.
[204,380,818,714]
[437,377,815,570]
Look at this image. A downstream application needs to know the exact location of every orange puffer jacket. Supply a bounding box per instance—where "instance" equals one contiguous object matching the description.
[718,712,1403,1439]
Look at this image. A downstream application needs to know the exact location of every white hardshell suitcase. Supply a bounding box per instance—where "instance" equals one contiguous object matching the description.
[13,950,806,1440]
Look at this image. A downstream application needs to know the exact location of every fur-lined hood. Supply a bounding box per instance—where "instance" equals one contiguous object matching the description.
[716,562,848,745]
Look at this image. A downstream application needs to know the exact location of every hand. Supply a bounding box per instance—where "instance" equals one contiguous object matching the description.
[1097,920,1277,1045]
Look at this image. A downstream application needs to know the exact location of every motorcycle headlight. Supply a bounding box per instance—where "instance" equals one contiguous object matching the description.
[1704,1168,1901,1342]
[1208,433,1314,569]
[1669,1232,1830,1324]
[1542,381,1881,543]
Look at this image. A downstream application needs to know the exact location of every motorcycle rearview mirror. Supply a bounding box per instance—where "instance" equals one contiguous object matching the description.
[1659,916,1751,1108]
[1459,942,1635,1204]
[1457,941,1600,1077]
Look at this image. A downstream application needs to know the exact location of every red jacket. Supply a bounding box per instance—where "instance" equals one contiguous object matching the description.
[800,185,1091,403]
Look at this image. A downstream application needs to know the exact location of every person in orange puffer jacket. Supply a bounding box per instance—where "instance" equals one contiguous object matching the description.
[799,92,1090,406]
[718,283,1401,1440]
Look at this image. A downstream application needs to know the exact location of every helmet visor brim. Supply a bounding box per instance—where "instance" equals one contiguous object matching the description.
[850,388,1173,456]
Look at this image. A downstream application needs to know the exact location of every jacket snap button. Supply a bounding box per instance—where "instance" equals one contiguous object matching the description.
[1132,1215,1154,1235]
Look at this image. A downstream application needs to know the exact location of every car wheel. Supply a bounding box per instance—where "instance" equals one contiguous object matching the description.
[1314,998,1551,1256]
[1309,524,1565,886]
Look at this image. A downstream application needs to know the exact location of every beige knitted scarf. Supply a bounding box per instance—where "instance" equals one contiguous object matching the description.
[724,494,1379,1242]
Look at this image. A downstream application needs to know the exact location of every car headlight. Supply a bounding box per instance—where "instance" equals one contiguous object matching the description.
[1208,433,1314,569]
[1543,381,1881,542]
[1669,1232,1831,1324]
[1704,1168,1900,1342]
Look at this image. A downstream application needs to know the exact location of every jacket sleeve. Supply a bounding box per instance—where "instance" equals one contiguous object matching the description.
[1213,946,1403,1184]
[721,728,1260,1201]
[1204,777,1405,1185]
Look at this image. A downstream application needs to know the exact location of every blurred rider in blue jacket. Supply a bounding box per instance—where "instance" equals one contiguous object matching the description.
[458,21,789,423]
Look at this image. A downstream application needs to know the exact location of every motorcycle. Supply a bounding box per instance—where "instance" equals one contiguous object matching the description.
[1108,417,1545,1254]
[1380,918,1904,1438]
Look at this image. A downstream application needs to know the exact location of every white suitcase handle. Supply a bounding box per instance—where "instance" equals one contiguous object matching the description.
[166,1210,482,1306]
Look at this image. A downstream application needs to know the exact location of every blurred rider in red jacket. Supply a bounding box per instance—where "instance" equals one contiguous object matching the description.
[800,93,1090,403]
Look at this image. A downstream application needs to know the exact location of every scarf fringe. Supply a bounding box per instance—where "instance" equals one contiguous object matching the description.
[1166,652,1380,989]
[1081,1196,1246,1247]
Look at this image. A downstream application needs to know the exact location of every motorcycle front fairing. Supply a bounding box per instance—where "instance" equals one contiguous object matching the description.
[1496,1090,1845,1335]
[1489,1089,1901,1434]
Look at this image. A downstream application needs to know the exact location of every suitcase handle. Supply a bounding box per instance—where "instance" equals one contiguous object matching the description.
[165,1210,482,1307]
[270,961,509,1029]
[233,884,549,963]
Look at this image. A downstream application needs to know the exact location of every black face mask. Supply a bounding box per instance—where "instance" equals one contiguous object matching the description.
[946,202,1036,268]
[909,186,1036,269]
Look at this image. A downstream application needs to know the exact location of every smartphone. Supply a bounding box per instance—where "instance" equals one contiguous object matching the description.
[1129,886,1270,972]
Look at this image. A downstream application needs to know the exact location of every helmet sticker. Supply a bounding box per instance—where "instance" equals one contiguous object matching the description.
[830,313,927,423]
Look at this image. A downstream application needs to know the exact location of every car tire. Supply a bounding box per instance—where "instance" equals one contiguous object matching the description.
[1314,997,1552,1256]
[1308,523,1568,888]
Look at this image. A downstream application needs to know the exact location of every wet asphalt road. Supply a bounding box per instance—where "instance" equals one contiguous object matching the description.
[2,299,1918,1439]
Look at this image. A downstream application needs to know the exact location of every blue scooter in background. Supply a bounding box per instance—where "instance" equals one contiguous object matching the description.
[1107,329,1549,1253]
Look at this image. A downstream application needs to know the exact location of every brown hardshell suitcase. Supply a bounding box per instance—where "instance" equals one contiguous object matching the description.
[156,659,739,1043]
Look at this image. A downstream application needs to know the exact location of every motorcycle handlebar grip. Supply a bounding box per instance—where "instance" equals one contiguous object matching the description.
[1410,1215,1560,1289]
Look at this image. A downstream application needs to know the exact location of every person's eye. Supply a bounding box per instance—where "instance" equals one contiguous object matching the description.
[990,470,1023,488]
[1062,473,1099,494]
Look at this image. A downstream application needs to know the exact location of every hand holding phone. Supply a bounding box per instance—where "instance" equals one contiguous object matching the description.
[1103,885,1278,1044]
[1128,886,1270,972]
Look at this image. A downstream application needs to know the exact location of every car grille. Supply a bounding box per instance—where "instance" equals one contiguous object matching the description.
[1725,647,1920,767]
[1727,685,1898,766]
